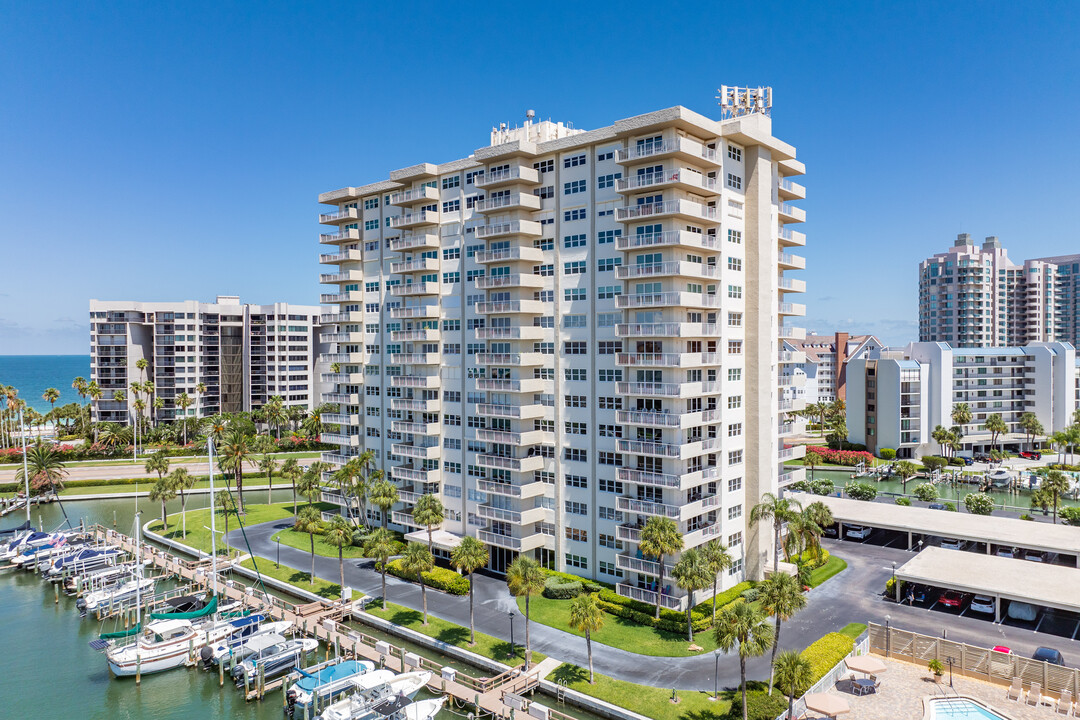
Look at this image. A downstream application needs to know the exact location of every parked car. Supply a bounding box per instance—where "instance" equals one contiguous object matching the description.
[1025,550,1046,563]
[1033,647,1065,666]
[970,595,996,614]
[938,590,967,608]
[962,456,974,465]
[992,646,1011,655]
[974,453,991,463]
[995,546,1016,558]
[1019,450,1042,460]
[941,538,965,551]
[1007,601,1037,621]
[928,503,946,510]
[823,523,838,537]
[905,584,928,604]
[842,524,871,540]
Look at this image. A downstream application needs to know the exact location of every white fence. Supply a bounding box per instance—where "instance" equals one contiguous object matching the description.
[777,632,871,720]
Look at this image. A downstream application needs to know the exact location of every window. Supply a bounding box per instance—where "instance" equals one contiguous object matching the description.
[598,424,622,438]
[727,173,742,190]
[597,369,622,381]
[364,219,379,231]
[365,281,380,292]
[728,229,742,244]
[441,175,460,190]
[564,341,588,355]
[597,173,621,189]
[534,263,554,277]
[597,396,622,410]
[442,199,460,213]
[728,312,742,327]
[442,319,460,331]
[565,554,588,569]
[565,527,588,542]
[728,450,743,465]
[727,340,743,354]
[443,272,460,283]
[565,288,587,301]
[564,448,587,462]
[364,198,379,209]
[564,208,587,222]
[598,451,622,466]
[564,180,587,195]
[443,414,461,426]
[534,185,554,199]
[533,159,554,174]
[728,476,743,492]
[598,341,622,354]
[443,247,461,260]
[598,533,620,549]
[443,391,461,403]
[728,531,742,547]
[565,473,588,487]
[564,315,586,328]
[564,234,587,248]
[727,257,742,271]
[597,150,614,162]
[597,285,622,299]
[597,229,621,244]
[565,395,587,408]
[443,461,461,474]
[565,501,588,515]
[598,561,621,577]
[465,244,483,257]
[598,505,621,521]
[728,558,743,575]
[443,343,461,354]
[728,395,742,409]
[465,170,484,184]
[565,422,588,436]
[564,368,587,381]
[564,260,587,275]
[728,368,742,381]
[563,154,586,168]
[597,313,619,327]
[599,478,623,494]
[727,504,743,520]
[727,285,742,299]
[597,257,621,271]
[728,423,743,437]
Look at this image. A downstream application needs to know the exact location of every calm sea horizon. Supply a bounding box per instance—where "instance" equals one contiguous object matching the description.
[0,355,92,412]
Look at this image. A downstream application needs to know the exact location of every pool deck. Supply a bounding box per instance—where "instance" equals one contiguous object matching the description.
[805,655,1064,720]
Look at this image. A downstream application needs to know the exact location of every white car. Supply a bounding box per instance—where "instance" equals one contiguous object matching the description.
[995,546,1015,558]
[1025,551,1045,562]
[941,538,965,551]
[970,595,996,614]
[843,524,871,540]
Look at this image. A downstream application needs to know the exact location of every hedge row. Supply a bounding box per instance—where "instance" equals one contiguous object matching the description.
[799,632,856,694]
[790,550,830,570]
[806,446,875,467]
[0,470,279,495]
[539,567,605,593]
[385,558,469,595]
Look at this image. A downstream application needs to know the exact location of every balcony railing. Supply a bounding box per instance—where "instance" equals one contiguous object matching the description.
[475,166,540,188]
[616,583,682,609]
[615,199,718,223]
[615,137,718,164]
[616,261,719,280]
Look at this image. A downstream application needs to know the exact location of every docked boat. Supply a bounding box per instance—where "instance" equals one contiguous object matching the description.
[64,563,139,596]
[231,634,319,688]
[103,618,203,676]
[318,695,446,720]
[44,546,121,578]
[987,468,1012,488]
[13,537,79,568]
[284,659,377,714]
[199,620,293,667]
[78,575,156,616]
[0,530,58,561]
[307,670,431,720]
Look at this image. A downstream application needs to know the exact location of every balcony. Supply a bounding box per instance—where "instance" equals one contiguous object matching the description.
[616,496,682,518]
[391,465,441,484]
[778,277,806,294]
[778,350,806,363]
[616,169,719,196]
[616,554,663,576]
[778,302,806,317]
[392,510,422,528]
[615,137,719,166]
[476,504,547,525]
[322,392,359,404]
[322,432,360,448]
[475,377,546,393]
[389,210,439,230]
[388,352,441,365]
[475,403,546,420]
[321,452,352,467]
[778,397,806,412]
[779,467,807,486]
[388,305,440,319]
[779,445,807,461]
[616,292,720,310]
[390,232,440,252]
[319,207,360,225]
[615,199,718,224]
[320,290,363,304]
[319,352,366,364]
[320,270,364,284]
[392,442,441,460]
[320,311,363,324]
[390,257,440,274]
[615,352,721,368]
[778,253,806,270]
[390,281,440,297]
[475,220,542,240]
[778,375,805,388]
[778,202,806,224]
[322,413,359,426]
[616,408,721,430]
[475,428,551,446]
[390,374,441,389]
[476,479,548,499]
[390,328,440,342]
[617,230,721,252]
[319,249,363,264]
[319,228,361,245]
[475,453,546,473]
[321,372,365,384]
[615,583,682,610]
[474,326,545,341]
[474,274,546,290]
[779,326,806,340]
[477,530,548,552]
[391,420,441,436]
[474,246,546,264]
[474,193,541,213]
[616,381,722,398]
[321,331,365,343]
[389,186,439,206]
[474,352,546,366]
[778,178,806,201]
[778,226,806,247]
[616,261,719,281]
[474,300,545,315]
[474,166,540,188]
[390,397,441,412]
[616,322,720,338]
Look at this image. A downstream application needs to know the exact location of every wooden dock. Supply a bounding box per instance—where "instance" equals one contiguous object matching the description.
[92,525,574,720]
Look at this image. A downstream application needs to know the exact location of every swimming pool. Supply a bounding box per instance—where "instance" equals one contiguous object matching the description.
[926,697,1012,720]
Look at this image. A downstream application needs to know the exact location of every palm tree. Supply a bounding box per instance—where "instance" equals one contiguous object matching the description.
[803,450,822,481]
[714,601,775,720]
[808,401,828,438]
[367,477,398,529]
[783,510,821,562]
[258,452,277,504]
[281,457,302,514]
[168,467,195,536]
[216,490,237,545]
[894,459,918,490]
[298,462,325,507]
[638,516,683,619]
[301,408,323,439]
[363,527,397,603]
[400,542,434,625]
[568,593,605,684]
[195,382,206,419]
[332,459,361,524]
[87,382,102,441]
[1042,470,1071,524]
[931,424,951,457]
[451,536,489,645]
[773,650,813,720]
[759,571,807,694]
[295,505,321,585]
[750,493,802,574]
[263,398,288,439]
[506,555,545,668]
[701,539,733,623]
[72,376,87,406]
[218,428,251,512]
[413,494,445,551]
[951,403,972,436]
[145,452,170,485]
[802,501,834,562]
[1019,412,1043,452]
[175,393,193,443]
[671,548,711,641]
[42,388,60,423]
[985,413,1008,454]
[143,381,156,428]
[15,441,68,495]
[324,515,353,597]
[149,476,177,531]
[152,396,164,426]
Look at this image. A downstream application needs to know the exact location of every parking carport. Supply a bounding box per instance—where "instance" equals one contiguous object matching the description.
[895,547,1080,623]
[794,493,1080,564]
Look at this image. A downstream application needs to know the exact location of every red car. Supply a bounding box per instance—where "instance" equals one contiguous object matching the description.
[939,590,968,608]
[1019,451,1041,460]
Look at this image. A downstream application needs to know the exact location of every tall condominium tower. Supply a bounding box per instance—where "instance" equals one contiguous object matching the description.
[919,234,1080,348]
[317,105,806,608]
[89,297,326,425]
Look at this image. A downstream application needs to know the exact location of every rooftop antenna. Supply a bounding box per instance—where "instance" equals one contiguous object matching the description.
[717,86,772,119]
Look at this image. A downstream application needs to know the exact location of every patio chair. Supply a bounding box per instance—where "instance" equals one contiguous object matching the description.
[1057,690,1072,715]
[1007,677,1022,701]
[1027,682,1042,707]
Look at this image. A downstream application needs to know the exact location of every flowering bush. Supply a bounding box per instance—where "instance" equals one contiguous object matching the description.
[807,446,875,467]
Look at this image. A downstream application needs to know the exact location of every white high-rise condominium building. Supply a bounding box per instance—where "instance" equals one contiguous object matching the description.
[89,297,326,425]
[317,105,806,607]
[919,234,1080,348]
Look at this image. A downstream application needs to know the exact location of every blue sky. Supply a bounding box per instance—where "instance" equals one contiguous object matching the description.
[1,1,1078,353]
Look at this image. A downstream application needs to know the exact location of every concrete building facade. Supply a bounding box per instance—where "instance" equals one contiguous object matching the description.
[846,341,1077,458]
[919,234,1080,348]
[316,105,807,608]
[782,332,881,405]
[89,297,326,425]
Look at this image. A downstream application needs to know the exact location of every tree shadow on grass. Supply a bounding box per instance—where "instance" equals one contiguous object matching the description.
[283,569,341,600]
[387,608,423,626]
[435,625,469,646]
[551,664,588,684]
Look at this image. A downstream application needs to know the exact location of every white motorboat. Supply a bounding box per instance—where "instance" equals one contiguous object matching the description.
[311,670,432,720]
[13,538,77,568]
[64,562,141,596]
[44,546,121,577]
[284,659,378,714]
[230,634,319,687]
[987,468,1012,488]
[324,695,445,720]
[0,529,39,560]
[78,576,156,615]
[199,619,293,666]
[104,618,203,676]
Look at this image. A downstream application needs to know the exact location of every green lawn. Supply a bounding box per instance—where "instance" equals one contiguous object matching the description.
[808,555,848,587]
[367,600,541,669]
[838,622,867,639]
[239,555,343,600]
[515,594,723,657]
[272,521,369,559]
[146,502,301,554]
[58,474,295,497]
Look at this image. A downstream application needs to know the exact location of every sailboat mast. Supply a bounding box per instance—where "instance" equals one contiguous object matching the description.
[208,438,216,596]
[134,511,142,627]
[19,406,30,522]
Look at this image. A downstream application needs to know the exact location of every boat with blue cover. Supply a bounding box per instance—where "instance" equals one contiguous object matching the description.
[285,659,377,713]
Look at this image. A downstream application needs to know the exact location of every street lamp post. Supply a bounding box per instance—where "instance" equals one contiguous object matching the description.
[276,536,281,568]
[947,656,954,687]
[508,611,516,658]
[712,648,722,700]
[885,614,891,657]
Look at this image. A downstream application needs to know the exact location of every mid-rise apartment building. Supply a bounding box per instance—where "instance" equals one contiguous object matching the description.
[782,332,881,405]
[89,297,326,425]
[317,105,807,608]
[919,234,1080,347]
[846,341,1077,458]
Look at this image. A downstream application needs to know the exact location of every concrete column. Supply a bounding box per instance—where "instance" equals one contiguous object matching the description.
[908,531,913,550]
[995,595,1001,623]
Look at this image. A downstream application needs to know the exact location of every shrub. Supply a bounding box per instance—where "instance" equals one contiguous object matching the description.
[789,478,833,495]
[844,482,877,501]
[740,586,761,602]
[542,577,583,599]
[884,577,906,598]
[800,632,856,694]
[948,457,965,466]
[385,558,469,595]
[964,493,994,516]
[538,567,605,593]
[912,483,938,502]
[790,549,830,570]
[807,446,875,467]
[944,502,957,512]
[878,448,896,461]
[734,689,790,720]
[1019,513,1034,522]
[895,497,912,506]
[1060,507,1080,526]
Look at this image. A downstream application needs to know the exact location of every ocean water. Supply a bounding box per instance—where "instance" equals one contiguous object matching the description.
[0,355,92,412]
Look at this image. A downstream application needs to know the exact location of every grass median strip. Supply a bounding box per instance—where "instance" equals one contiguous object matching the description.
[808,555,848,587]
[146,502,303,555]
[239,555,343,600]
